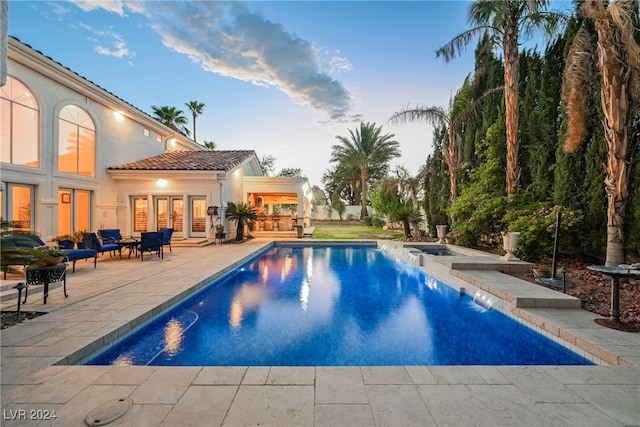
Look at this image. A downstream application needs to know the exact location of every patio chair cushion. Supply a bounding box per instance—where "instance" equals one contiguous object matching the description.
[63,248,98,272]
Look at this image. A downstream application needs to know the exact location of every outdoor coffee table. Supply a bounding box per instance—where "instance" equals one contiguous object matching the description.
[118,239,140,258]
[25,263,68,304]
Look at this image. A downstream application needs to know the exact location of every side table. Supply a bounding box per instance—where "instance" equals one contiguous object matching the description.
[215,232,226,244]
[25,263,68,304]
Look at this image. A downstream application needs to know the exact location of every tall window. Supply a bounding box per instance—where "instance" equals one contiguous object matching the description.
[0,183,34,230]
[191,197,206,233]
[133,197,148,232]
[58,105,95,177]
[57,189,91,236]
[0,76,40,167]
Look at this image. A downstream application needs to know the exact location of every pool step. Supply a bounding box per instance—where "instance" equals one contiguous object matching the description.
[452,269,582,309]
[170,238,215,248]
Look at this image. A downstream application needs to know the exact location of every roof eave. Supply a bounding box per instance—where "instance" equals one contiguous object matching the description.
[107,169,225,180]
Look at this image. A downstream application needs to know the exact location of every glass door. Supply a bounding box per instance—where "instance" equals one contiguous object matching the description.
[156,197,183,237]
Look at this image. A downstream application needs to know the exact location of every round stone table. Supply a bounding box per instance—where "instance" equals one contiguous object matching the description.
[587,265,640,321]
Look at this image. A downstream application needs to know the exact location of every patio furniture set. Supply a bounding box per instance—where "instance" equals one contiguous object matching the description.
[2,228,173,306]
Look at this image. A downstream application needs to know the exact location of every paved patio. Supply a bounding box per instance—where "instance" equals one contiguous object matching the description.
[1,240,639,426]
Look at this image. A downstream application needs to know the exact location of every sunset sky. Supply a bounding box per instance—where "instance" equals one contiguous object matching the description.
[8,1,564,186]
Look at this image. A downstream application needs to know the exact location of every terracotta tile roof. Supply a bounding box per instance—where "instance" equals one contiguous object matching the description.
[108,150,257,171]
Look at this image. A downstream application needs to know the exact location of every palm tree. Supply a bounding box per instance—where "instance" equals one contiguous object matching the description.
[225,202,257,242]
[437,0,562,195]
[151,105,190,136]
[392,165,421,210]
[390,81,502,201]
[185,101,205,142]
[202,141,216,150]
[331,122,400,219]
[562,0,640,266]
[390,204,423,239]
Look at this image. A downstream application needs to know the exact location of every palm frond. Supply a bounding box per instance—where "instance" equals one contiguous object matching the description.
[436,27,492,62]
[389,106,449,128]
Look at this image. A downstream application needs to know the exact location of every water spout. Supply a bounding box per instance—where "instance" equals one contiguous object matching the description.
[472,290,497,310]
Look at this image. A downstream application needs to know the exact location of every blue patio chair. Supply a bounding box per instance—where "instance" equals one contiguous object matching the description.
[159,227,173,252]
[56,238,97,272]
[83,232,122,259]
[137,232,164,261]
[99,229,123,244]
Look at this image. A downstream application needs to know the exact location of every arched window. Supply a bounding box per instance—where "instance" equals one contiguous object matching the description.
[0,76,40,167]
[58,105,95,177]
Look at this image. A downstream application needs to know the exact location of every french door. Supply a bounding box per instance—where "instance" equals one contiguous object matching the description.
[156,197,183,237]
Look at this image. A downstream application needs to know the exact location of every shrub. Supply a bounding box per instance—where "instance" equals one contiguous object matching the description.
[363,216,373,226]
[372,216,386,227]
[448,193,506,247]
[502,203,584,261]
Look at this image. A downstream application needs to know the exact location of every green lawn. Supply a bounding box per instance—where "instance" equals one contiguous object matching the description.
[313,222,405,240]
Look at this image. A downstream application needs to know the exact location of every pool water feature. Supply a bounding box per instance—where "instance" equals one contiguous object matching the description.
[85,245,593,366]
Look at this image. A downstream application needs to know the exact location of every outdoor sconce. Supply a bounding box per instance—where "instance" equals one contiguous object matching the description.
[207,206,219,216]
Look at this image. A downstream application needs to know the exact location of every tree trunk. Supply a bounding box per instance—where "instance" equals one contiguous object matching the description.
[403,220,412,238]
[360,168,368,220]
[192,113,197,142]
[593,14,631,266]
[503,17,520,195]
[445,125,458,201]
[236,222,244,241]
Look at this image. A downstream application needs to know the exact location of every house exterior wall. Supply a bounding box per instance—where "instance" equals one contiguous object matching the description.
[108,171,221,237]
[2,38,200,240]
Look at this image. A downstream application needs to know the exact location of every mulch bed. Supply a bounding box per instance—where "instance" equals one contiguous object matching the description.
[509,256,640,332]
[1,310,47,329]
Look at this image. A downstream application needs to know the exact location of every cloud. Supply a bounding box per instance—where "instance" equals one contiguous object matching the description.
[94,40,131,58]
[78,23,134,61]
[70,0,126,16]
[73,1,356,121]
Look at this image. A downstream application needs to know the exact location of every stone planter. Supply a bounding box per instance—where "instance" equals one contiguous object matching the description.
[436,225,448,244]
[501,232,520,261]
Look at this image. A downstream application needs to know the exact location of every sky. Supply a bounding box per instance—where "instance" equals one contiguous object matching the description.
[9,1,491,186]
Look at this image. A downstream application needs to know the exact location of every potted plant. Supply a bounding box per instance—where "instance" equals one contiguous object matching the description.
[215,224,225,235]
[33,245,66,266]
[54,234,75,249]
[74,230,88,248]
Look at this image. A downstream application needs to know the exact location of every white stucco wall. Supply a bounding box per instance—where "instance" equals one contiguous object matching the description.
[3,38,200,239]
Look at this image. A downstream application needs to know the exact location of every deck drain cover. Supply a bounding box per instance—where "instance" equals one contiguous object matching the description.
[84,397,133,426]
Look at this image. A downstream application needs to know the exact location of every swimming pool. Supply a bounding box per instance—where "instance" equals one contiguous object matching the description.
[85,244,593,366]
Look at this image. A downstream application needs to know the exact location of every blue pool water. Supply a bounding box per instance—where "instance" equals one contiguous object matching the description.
[86,245,593,366]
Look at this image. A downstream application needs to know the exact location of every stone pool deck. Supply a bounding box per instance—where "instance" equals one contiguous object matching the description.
[1,240,639,426]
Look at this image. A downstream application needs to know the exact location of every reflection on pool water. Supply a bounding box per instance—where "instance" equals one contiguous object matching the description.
[85,245,593,366]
